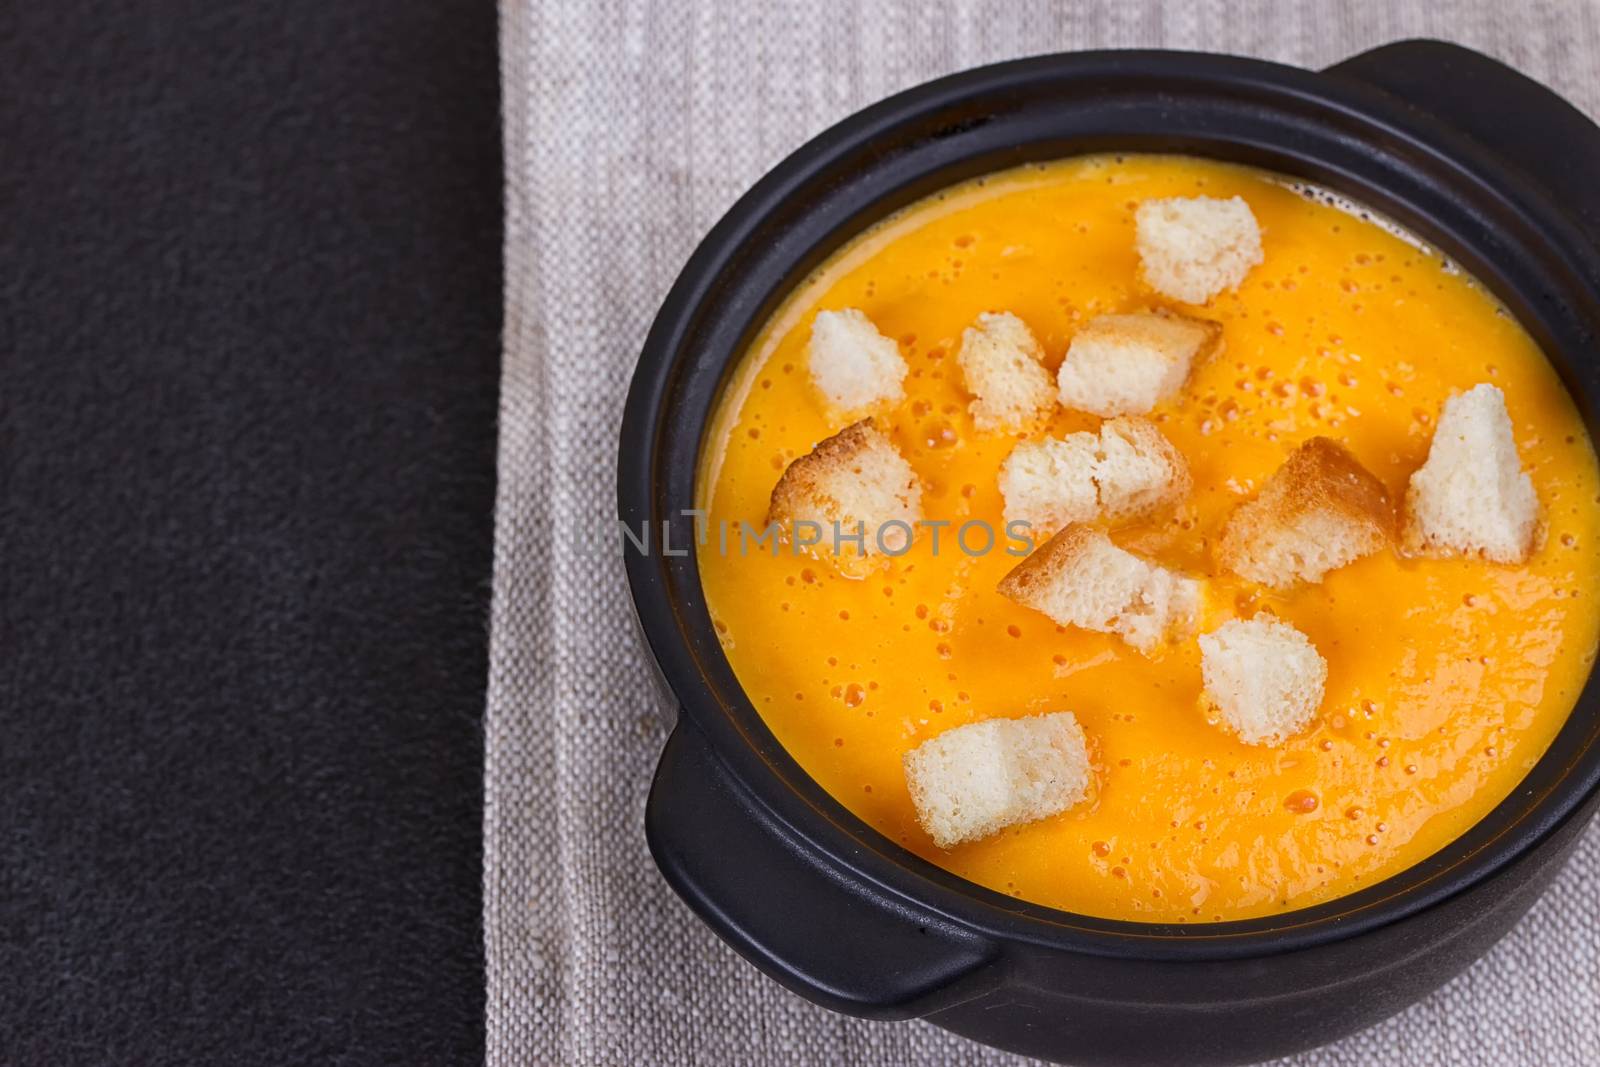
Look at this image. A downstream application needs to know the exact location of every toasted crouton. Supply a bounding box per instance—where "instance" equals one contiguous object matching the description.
[957,311,1056,431]
[1056,312,1222,416]
[903,711,1092,848]
[1095,416,1192,521]
[767,420,922,568]
[998,433,1101,534]
[1218,437,1393,589]
[1402,384,1538,563]
[998,416,1189,536]
[1199,617,1327,746]
[807,308,909,414]
[997,527,1199,654]
[1135,195,1264,304]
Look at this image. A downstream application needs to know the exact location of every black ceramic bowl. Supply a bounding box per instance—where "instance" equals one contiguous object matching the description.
[619,41,1600,1066]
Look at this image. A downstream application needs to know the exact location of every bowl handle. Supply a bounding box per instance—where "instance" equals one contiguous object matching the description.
[645,716,1000,1020]
[1327,39,1600,245]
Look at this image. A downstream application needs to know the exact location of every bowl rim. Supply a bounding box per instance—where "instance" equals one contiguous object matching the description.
[619,46,1600,962]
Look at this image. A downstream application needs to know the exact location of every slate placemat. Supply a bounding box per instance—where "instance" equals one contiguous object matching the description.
[1,3,501,1063]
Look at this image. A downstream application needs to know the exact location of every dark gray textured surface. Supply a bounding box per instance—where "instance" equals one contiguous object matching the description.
[0,3,500,1063]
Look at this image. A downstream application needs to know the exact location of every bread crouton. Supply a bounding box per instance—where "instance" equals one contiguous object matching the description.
[998,433,1101,534]
[1135,195,1264,304]
[807,308,909,414]
[903,711,1091,848]
[767,420,922,568]
[1199,616,1327,746]
[999,416,1189,537]
[1095,416,1192,521]
[1056,312,1222,417]
[997,527,1199,654]
[1218,437,1393,589]
[957,311,1056,431]
[1402,384,1538,563]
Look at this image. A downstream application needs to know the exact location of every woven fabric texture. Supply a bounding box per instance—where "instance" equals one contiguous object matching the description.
[489,2,1600,1063]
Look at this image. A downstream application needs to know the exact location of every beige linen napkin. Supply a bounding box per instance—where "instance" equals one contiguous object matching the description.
[489,2,1600,1062]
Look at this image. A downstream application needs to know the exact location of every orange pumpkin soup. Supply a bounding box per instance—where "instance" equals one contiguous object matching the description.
[695,154,1600,922]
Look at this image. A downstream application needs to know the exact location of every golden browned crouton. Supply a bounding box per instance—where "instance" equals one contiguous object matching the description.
[1217,437,1393,589]
[998,527,1199,654]
[767,420,922,567]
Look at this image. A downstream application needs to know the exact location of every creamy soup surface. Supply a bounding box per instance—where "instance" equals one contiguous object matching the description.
[695,154,1600,922]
